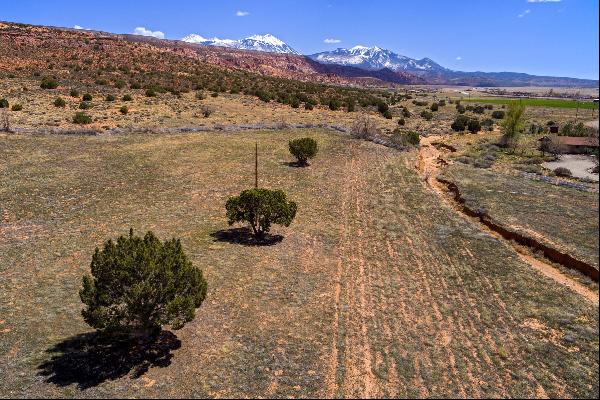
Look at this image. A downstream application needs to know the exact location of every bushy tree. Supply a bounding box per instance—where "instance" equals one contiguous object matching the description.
[430,102,439,112]
[561,121,591,137]
[500,102,525,149]
[73,112,92,124]
[122,94,133,101]
[403,131,420,146]
[553,167,572,177]
[420,110,433,121]
[451,114,469,132]
[70,89,80,98]
[11,104,23,111]
[473,105,485,114]
[346,98,356,112]
[120,106,129,115]
[82,93,93,101]
[482,118,494,131]
[491,110,505,119]
[226,188,297,237]
[40,76,59,89]
[467,118,481,133]
[377,101,389,114]
[0,98,9,108]
[328,98,341,111]
[54,97,66,108]
[289,137,318,166]
[80,229,207,337]
[391,129,420,147]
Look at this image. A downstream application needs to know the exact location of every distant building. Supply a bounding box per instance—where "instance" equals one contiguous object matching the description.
[539,136,599,154]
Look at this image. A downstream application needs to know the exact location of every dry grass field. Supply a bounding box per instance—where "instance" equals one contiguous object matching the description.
[439,163,599,270]
[1,129,598,398]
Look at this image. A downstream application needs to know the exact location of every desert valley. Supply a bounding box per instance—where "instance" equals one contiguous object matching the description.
[0,7,599,399]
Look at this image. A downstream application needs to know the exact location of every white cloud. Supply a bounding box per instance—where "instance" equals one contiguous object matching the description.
[527,0,561,3]
[133,26,165,39]
[455,56,462,61]
[236,11,250,17]
[73,25,90,30]
[324,38,341,44]
[518,9,531,17]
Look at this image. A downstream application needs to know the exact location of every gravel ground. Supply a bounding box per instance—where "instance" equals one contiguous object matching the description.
[543,154,599,182]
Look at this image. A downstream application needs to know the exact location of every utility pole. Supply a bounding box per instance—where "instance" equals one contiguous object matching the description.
[575,101,579,122]
[255,141,258,188]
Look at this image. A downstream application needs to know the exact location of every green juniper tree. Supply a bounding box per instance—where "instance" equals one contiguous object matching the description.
[80,229,207,338]
[225,189,297,238]
[289,137,318,166]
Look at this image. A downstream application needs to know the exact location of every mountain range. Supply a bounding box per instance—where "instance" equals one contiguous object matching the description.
[309,46,448,74]
[179,32,597,88]
[1,21,595,89]
[182,33,299,55]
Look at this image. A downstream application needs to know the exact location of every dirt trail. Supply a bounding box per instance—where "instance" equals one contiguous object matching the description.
[418,135,599,304]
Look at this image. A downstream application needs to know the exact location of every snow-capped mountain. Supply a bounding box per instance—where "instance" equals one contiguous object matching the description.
[309,46,447,73]
[181,33,298,55]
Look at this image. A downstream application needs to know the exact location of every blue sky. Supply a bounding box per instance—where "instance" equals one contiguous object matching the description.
[1,0,598,79]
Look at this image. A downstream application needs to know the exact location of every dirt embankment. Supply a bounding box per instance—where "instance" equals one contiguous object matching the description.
[437,176,599,282]
[418,136,599,303]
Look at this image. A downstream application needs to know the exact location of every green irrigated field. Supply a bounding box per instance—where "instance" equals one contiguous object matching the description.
[464,97,599,110]
[0,130,598,398]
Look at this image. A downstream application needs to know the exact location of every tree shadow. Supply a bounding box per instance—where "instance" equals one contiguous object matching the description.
[211,227,283,246]
[37,330,181,390]
[280,161,309,168]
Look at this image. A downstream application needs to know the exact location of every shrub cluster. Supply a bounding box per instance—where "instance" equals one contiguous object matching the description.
[553,167,572,177]
[54,97,66,107]
[73,112,92,124]
[40,76,59,89]
[420,110,433,121]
